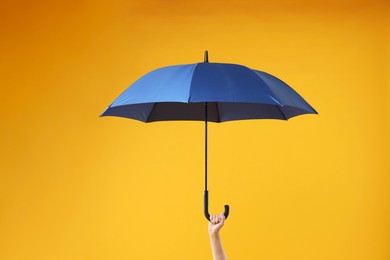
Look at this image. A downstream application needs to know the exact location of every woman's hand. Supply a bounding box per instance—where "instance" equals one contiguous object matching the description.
[208,212,225,237]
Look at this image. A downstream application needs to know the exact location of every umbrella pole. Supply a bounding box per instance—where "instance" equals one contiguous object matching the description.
[204,101,230,221]
[204,102,210,221]
[205,103,208,192]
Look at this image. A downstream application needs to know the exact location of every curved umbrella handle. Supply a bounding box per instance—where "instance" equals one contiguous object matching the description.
[204,190,230,221]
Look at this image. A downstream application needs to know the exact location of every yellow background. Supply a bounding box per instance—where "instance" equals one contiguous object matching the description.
[1,0,389,259]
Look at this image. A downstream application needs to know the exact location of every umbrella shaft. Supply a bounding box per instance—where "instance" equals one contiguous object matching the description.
[205,102,208,191]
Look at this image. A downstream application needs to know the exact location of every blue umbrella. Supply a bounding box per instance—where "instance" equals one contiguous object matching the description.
[101,51,317,221]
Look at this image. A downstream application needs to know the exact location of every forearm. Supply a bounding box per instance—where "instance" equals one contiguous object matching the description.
[209,233,227,260]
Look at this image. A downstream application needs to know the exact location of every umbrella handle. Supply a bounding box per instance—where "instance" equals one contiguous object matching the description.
[204,190,230,221]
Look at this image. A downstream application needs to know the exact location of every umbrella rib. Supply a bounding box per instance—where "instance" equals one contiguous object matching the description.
[146,103,157,122]
[248,69,284,106]
[276,105,288,120]
[187,63,199,102]
[215,102,221,123]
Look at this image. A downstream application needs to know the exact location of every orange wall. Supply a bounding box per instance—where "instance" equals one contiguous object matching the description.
[0,0,389,259]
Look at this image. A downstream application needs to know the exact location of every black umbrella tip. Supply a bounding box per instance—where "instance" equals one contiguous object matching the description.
[204,50,209,63]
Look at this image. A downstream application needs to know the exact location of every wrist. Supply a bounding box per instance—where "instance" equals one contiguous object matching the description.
[209,231,220,239]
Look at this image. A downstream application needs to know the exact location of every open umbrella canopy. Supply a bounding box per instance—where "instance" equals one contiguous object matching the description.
[101,51,317,221]
[101,57,317,122]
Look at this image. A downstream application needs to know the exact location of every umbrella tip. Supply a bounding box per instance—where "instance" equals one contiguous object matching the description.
[204,50,209,63]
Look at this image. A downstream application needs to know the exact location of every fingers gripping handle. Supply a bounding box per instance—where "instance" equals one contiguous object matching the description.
[204,190,230,221]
